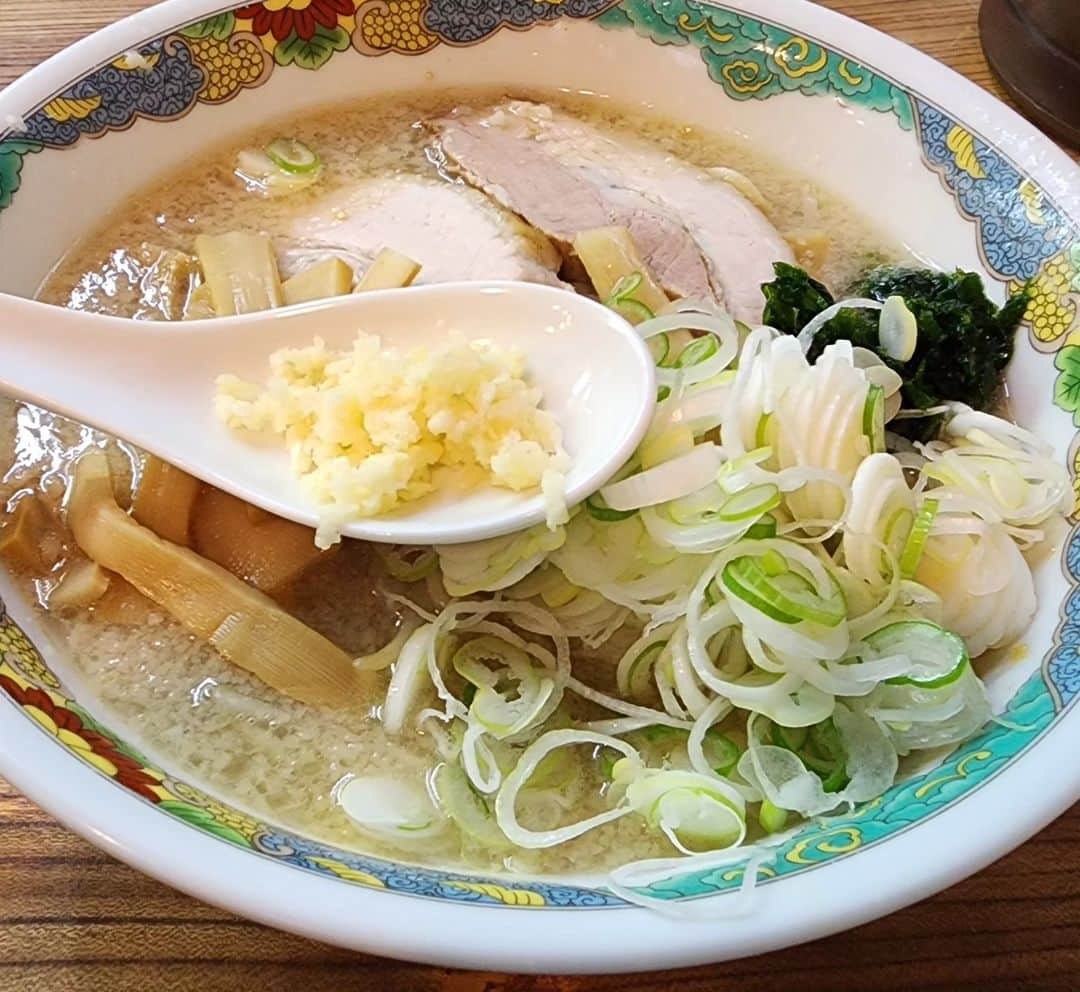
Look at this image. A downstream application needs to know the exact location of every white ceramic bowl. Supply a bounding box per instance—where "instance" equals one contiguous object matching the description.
[0,0,1078,973]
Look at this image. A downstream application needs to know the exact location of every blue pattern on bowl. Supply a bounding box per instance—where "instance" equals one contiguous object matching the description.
[0,0,1076,909]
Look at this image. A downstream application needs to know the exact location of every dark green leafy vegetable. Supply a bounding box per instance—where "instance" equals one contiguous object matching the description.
[760,262,833,334]
[761,263,1031,439]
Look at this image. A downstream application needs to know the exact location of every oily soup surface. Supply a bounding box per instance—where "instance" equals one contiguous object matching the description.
[3,91,900,873]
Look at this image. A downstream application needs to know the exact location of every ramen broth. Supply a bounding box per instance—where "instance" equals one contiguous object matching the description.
[0,90,903,872]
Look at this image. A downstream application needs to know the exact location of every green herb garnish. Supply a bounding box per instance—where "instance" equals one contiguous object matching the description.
[761,262,1030,439]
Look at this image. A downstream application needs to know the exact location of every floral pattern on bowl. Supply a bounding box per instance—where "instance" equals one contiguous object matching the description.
[0,0,1077,918]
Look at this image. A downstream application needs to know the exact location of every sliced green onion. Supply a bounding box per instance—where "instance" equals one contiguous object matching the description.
[525,746,575,791]
[781,718,850,792]
[746,515,778,540]
[377,545,437,582]
[597,747,620,780]
[539,578,580,609]
[899,498,939,578]
[862,384,885,453]
[585,491,638,522]
[616,299,655,322]
[638,724,688,745]
[674,335,719,368]
[808,717,842,755]
[622,768,746,854]
[800,718,845,776]
[717,447,773,481]
[820,764,851,793]
[758,799,789,833]
[881,506,915,567]
[770,724,808,751]
[878,294,918,361]
[867,619,970,688]
[722,553,847,627]
[453,636,555,738]
[432,762,509,849]
[339,775,444,840]
[715,484,781,523]
[759,549,789,577]
[265,137,320,174]
[703,729,741,776]
[754,413,773,449]
[647,331,670,365]
[605,271,642,305]
[604,272,656,324]
[659,329,695,366]
[626,640,667,698]
[236,145,321,197]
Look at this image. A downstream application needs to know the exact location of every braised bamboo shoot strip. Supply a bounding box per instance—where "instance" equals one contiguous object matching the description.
[572,226,668,321]
[132,455,200,547]
[194,232,284,316]
[190,485,332,594]
[354,247,421,292]
[0,495,50,571]
[67,452,366,706]
[49,560,110,609]
[282,257,353,306]
[182,282,216,321]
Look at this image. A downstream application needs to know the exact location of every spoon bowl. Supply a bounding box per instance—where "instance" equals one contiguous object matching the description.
[0,282,656,544]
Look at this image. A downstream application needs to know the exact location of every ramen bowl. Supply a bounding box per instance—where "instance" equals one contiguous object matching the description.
[0,0,1078,973]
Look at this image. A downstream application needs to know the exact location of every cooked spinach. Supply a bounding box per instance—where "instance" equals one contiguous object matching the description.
[760,263,1030,439]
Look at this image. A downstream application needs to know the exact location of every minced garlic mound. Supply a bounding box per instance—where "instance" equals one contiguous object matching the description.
[215,333,570,547]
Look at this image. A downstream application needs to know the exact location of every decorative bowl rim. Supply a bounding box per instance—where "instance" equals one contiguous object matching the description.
[0,0,1078,973]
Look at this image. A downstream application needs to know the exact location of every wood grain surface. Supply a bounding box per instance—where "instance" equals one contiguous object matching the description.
[1,2,1078,989]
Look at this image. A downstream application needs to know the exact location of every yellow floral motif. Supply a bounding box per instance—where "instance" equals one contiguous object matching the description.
[1018,178,1047,226]
[309,855,386,888]
[1072,439,1080,514]
[0,620,60,688]
[184,33,272,104]
[774,37,828,78]
[25,702,118,775]
[353,0,439,55]
[945,124,987,180]
[168,780,264,839]
[913,750,992,800]
[1011,249,1079,349]
[840,796,883,819]
[721,59,774,94]
[836,59,863,86]
[676,13,735,43]
[719,864,777,883]
[0,659,31,692]
[42,95,102,123]
[446,881,546,906]
[787,826,862,864]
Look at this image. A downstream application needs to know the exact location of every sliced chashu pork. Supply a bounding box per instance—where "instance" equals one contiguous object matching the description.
[431,101,793,322]
[281,173,564,286]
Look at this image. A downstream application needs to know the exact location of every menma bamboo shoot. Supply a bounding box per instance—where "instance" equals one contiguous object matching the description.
[67,453,367,706]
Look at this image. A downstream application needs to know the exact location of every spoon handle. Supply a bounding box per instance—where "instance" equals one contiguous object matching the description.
[0,293,184,435]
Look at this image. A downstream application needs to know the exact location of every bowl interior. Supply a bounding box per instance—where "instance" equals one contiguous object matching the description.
[0,0,1078,962]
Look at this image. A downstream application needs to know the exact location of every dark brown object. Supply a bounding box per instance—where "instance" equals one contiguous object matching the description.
[980,0,1080,148]
[0,2,1077,989]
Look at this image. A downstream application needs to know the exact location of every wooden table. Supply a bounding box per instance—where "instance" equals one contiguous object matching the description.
[1,2,1077,989]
